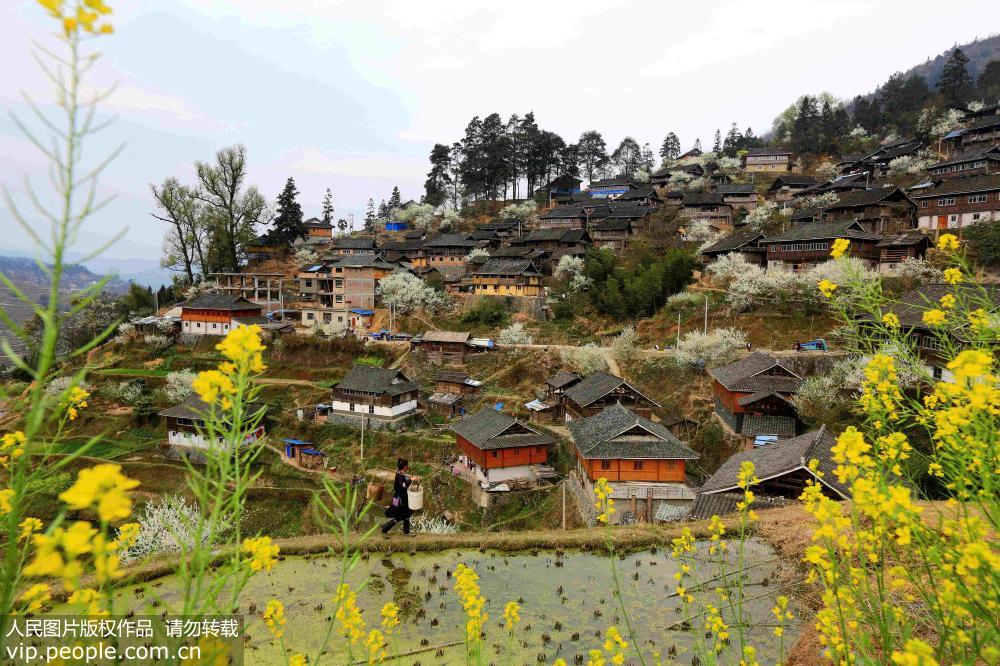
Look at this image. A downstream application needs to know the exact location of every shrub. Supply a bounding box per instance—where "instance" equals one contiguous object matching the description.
[461,298,509,327]
[164,370,196,403]
[611,325,639,362]
[665,290,703,310]
[964,218,1000,267]
[675,328,747,368]
[887,257,943,284]
[378,270,447,313]
[120,496,229,565]
[560,345,607,374]
[143,334,172,351]
[497,322,533,345]
[44,376,91,399]
[412,515,459,535]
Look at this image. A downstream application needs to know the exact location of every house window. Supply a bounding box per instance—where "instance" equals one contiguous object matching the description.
[920,200,929,208]
[600,460,612,471]
[932,366,944,380]
[368,405,375,414]
[969,194,988,204]
[938,197,956,206]
[304,279,313,287]
[633,461,644,471]
[493,450,500,458]
[335,279,343,287]
[349,403,355,411]
[306,313,314,321]
[212,323,218,329]
[335,295,343,303]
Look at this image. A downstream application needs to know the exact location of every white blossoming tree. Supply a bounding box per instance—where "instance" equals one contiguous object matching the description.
[676,328,748,368]
[377,270,446,313]
[498,322,533,345]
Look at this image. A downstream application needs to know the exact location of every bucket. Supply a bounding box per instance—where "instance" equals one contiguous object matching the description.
[366,483,385,502]
[407,483,424,511]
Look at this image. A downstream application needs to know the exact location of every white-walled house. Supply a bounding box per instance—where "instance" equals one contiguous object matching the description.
[159,395,266,451]
[179,293,263,336]
[323,366,420,422]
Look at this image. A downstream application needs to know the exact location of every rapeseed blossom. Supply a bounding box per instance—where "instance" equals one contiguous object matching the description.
[37,0,114,36]
[830,238,850,258]
[503,600,521,632]
[881,312,900,329]
[192,370,236,407]
[64,386,90,421]
[333,583,366,645]
[454,563,488,644]
[942,267,963,285]
[593,477,615,523]
[262,599,286,638]
[818,279,838,299]
[19,517,43,541]
[18,583,52,613]
[936,233,960,251]
[241,536,279,572]
[58,463,140,522]
[1,430,26,470]
[380,601,399,634]
[922,309,946,326]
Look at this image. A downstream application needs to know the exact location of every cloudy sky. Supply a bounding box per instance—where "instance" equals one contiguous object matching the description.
[1,0,998,278]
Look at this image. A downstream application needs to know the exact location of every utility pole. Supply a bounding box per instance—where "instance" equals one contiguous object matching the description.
[704,295,709,334]
[562,480,567,530]
[676,311,681,348]
[360,413,365,463]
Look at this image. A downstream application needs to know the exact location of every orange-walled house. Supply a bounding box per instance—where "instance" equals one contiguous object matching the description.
[450,407,556,486]
[179,294,263,336]
[568,403,698,523]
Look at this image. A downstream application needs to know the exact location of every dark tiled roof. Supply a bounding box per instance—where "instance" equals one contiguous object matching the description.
[874,283,999,330]
[746,147,793,157]
[518,228,589,244]
[159,394,265,420]
[332,237,377,249]
[420,330,471,343]
[546,370,581,389]
[477,220,518,231]
[589,176,635,188]
[700,428,848,498]
[471,229,500,241]
[181,294,261,311]
[716,183,756,195]
[689,491,793,520]
[876,232,929,248]
[331,255,396,269]
[701,230,766,255]
[604,202,652,219]
[909,174,1000,199]
[653,163,704,177]
[825,186,910,210]
[740,414,797,437]
[450,407,555,450]
[492,246,535,259]
[539,204,588,220]
[335,366,418,395]
[769,174,818,189]
[568,403,698,460]
[476,258,541,277]
[306,218,333,229]
[765,220,880,243]
[594,218,632,232]
[708,353,802,393]
[617,186,660,201]
[424,234,476,248]
[563,371,659,408]
[963,113,1000,132]
[683,192,726,206]
[929,146,1000,170]
[435,370,472,383]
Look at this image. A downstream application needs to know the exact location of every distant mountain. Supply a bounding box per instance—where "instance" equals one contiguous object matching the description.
[898,34,1000,91]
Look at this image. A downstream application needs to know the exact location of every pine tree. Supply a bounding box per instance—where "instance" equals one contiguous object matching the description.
[659,132,680,161]
[337,218,348,233]
[424,143,452,206]
[577,131,609,181]
[269,177,305,245]
[321,188,334,224]
[938,48,973,107]
[722,123,741,157]
[712,129,722,153]
[364,198,376,233]
[388,186,402,212]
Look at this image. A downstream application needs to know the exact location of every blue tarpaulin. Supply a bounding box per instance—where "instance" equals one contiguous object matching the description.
[350,308,375,315]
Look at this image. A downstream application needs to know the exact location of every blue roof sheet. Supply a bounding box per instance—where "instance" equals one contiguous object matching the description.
[350,308,375,315]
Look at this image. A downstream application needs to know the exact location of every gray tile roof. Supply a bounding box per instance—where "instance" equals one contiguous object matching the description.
[928,146,1000,170]
[568,403,698,460]
[419,330,471,343]
[740,414,797,437]
[159,394,265,420]
[450,407,555,450]
[716,183,756,195]
[765,220,880,243]
[701,230,766,255]
[768,174,818,189]
[181,293,262,311]
[876,232,929,248]
[708,353,802,393]
[563,371,659,408]
[331,237,377,249]
[476,258,542,277]
[331,255,396,269]
[746,147,793,157]
[688,491,793,520]
[424,234,477,248]
[546,370,581,389]
[825,186,910,210]
[909,174,1000,199]
[871,283,999,330]
[682,192,726,206]
[699,427,847,498]
[335,366,418,395]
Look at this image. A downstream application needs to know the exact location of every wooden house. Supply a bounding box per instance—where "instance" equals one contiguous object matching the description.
[159,395,265,452]
[708,352,803,444]
[763,220,882,272]
[414,330,474,365]
[942,112,1000,156]
[179,294,263,336]
[616,186,662,207]
[927,146,1000,180]
[715,183,758,211]
[744,148,794,173]
[538,204,594,230]
[838,139,923,178]
[695,428,848,513]
[536,174,583,207]
[587,175,636,198]
[562,370,659,420]
[767,174,818,202]
[280,438,326,471]
[591,219,633,253]
[421,234,478,268]
[700,229,767,266]
[876,232,930,272]
[650,163,704,188]
[509,228,590,272]
[304,217,334,240]
[327,237,378,257]
[821,186,916,234]
[450,407,556,485]
[472,259,543,297]
[681,192,732,228]
[325,366,419,422]
[569,404,699,523]
[910,174,1000,235]
[427,370,483,418]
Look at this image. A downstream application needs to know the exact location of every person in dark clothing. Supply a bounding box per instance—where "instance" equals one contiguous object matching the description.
[381,458,416,537]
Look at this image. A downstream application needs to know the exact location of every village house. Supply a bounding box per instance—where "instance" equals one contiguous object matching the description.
[599,201,652,232]
[700,229,767,266]
[159,395,266,453]
[681,192,732,229]
[280,438,326,471]
[450,407,556,486]
[509,228,590,273]
[838,139,923,178]
[562,370,659,420]
[476,219,524,240]
[714,183,759,211]
[524,370,581,423]
[926,146,1000,180]
[586,175,636,198]
[320,365,420,424]
[303,217,334,241]
[413,330,492,366]
[767,174,819,202]
[693,428,847,518]
[536,174,583,207]
[616,186,662,207]
[179,293,263,336]
[538,203,597,230]
[421,234,479,269]
[650,163,704,189]
[910,174,1000,234]
[569,404,699,523]
[591,218,634,253]
[876,232,931,272]
[744,147,795,173]
[708,352,804,445]
[860,283,998,382]
[426,370,482,419]
[297,255,396,330]
[821,186,916,234]
[472,259,544,297]
[326,236,378,257]
[942,110,1000,156]
[378,237,425,268]
[795,172,872,199]
[211,272,284,306]
[763,220,882,272]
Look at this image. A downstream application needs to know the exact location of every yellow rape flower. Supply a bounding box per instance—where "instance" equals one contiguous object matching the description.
[921,309,946,326]
[68,588,103,616]
[830,238,850,258]
[288,655,307,666]
[891,638,939,666]
[380,601,399,633]
[967,308,990,330]
[241,536,280,573]
[1,430,26,469]
[938,293,956,309]
[114,522,140,550]
[0,489,13,515]
[503,600,520,632]
[594,477,616,523]
[59,463,140,522]
[192,370,236,407]
[19,517,43,541]
[881,312,900,329]
[333,583,366,645]
[262,599,286,639]
[216,325,266,365]
[18,583,52,613]
[64,385,90,421]
[936,233,959,252]
[818,279,838,299]
[946,349,993,382]
[942,267,963,285]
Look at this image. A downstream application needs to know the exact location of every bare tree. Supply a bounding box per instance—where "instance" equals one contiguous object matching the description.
[151,178,203,283]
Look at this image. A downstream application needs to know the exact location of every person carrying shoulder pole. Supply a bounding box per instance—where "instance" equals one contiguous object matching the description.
[381,457,417,537]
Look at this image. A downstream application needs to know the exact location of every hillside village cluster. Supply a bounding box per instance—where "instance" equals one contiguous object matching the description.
[123,98,1000,526]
